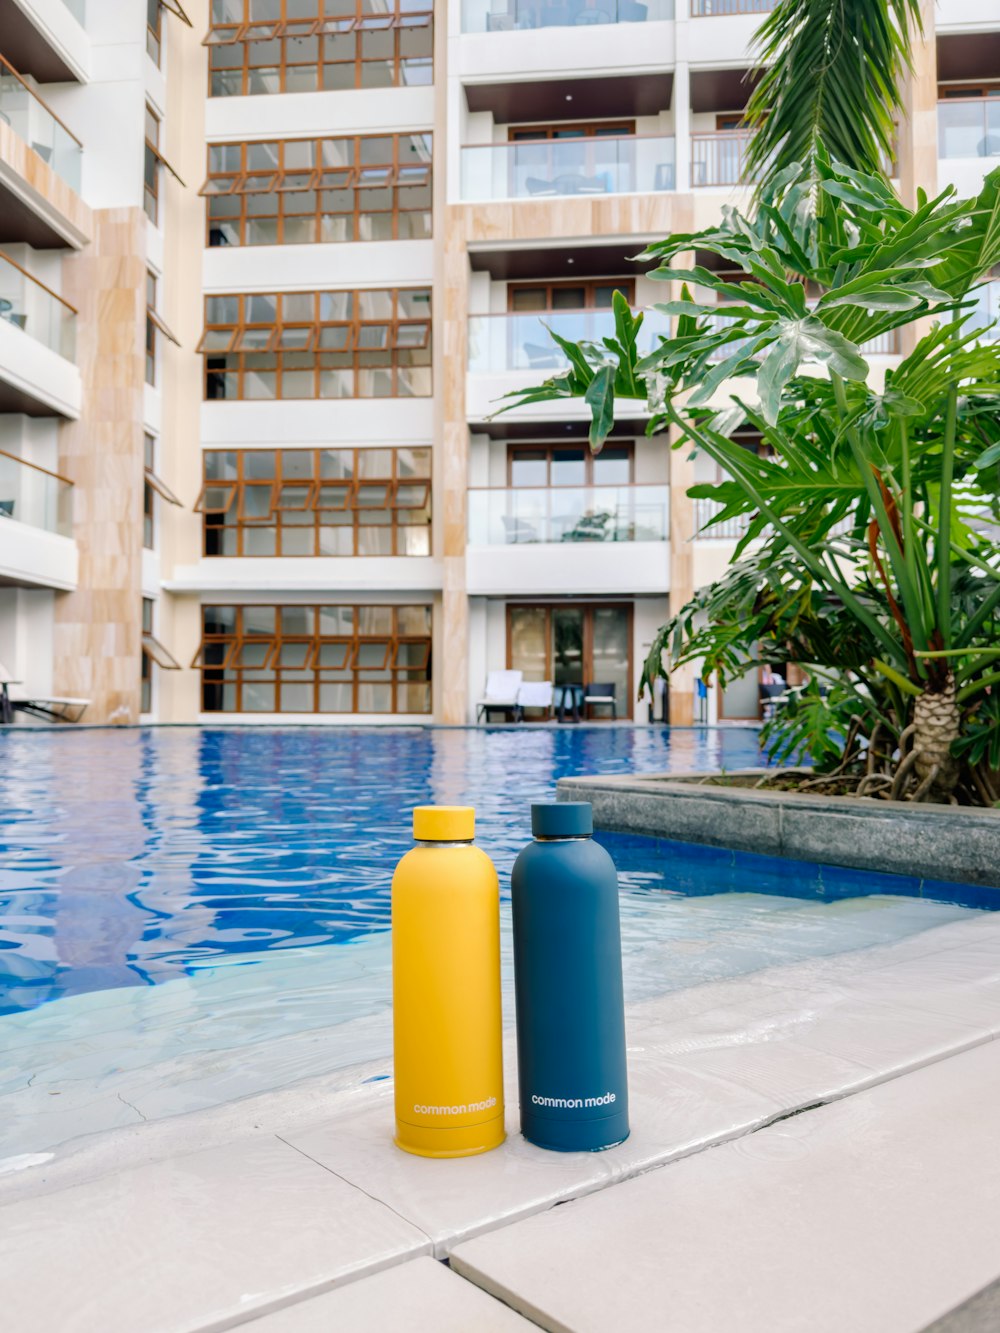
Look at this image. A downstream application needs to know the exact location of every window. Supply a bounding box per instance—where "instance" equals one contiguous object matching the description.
[195,447,431,556]
[508,442,633,487]
[205,1,433,98]
[196,603,432,714]
[147,0,163,63]
[141,596,182,713]
[507,280,634,312]
[144,103,186,225]
[202,133,432,247]
[143,432,182,549]
[199,288,432,400]
[146,272,181,387]
[146,271,157,384]
[508,604,631,718]
[144,105,161,223]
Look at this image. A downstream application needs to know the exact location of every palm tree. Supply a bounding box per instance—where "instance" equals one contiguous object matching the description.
[498,2,1000,805]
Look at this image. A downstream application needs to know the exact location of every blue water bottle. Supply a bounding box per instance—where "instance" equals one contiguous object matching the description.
[511,801,629,1152]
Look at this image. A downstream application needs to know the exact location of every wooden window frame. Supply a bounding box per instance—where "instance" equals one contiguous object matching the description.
[199,288,432,401]
[205,3,433,98]
[505,602,634,719]
[506,279,636,312]
[506,441,635,487]
[200,447,432,556]
[507,121,635,140]
[196,602,433,715]
[202,132,432,247]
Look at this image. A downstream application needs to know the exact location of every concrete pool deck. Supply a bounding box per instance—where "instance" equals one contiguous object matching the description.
[1,911,999,1332]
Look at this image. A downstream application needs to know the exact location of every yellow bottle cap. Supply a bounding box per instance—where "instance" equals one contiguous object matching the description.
[413,805,475,842]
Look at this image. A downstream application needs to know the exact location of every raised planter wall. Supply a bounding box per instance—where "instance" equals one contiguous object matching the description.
[556,770,1000,889]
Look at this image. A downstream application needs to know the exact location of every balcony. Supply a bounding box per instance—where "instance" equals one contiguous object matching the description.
[462,0,673,32]
[0,450,77,589]
[469,483,669,543]
[0,57,82,193]
[459,134,675,202]
[0,449,72,535]
[0,250,80,416]
[939,99,1000,159]
[970,280,999,339]
[691,0,776,13]
[468,306,669,375]
[0,0,90,84]
[466,306,668,421]
[466,483,669,595]
[691,130,755,189]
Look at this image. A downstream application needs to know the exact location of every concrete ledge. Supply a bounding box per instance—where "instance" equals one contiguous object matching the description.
[556,770,1000,889]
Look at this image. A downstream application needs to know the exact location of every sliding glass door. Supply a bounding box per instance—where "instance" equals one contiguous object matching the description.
[507,603,631,717]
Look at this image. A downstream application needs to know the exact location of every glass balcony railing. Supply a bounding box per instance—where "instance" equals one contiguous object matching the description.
[468,307,670,373]
[0,56,82,192]
[460,134,675,202]
[970,280,1000,340]
[0,251,77,361]
[462,0,672,33]
[938,99,1000,160]
[0,450,73,537]
[469,484,669,544]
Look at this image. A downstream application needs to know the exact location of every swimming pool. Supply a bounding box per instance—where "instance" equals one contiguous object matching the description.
[0,726,994,1160]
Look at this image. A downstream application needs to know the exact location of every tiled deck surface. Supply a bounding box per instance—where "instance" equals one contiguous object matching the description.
[1,912,999,1332]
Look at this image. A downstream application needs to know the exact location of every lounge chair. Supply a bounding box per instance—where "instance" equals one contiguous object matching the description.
[583,681,617,719]
[0,661,89,724]
[476,669,523,723]
[516,680,554,721]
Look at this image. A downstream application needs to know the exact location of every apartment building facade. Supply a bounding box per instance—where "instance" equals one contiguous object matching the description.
[0,0,997,727]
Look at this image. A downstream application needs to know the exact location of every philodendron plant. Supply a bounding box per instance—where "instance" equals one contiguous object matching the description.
[498,159,1000,805]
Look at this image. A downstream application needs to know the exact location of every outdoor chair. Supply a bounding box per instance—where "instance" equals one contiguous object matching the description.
[583,682,617,719]
[476,669,523,723]
[0,660,89,725]
[516,680,554,721]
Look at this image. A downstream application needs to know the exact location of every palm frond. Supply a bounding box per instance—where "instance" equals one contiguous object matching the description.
[744,0,923,186]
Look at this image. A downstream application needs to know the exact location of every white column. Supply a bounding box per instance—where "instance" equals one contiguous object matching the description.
[673,62,691,195]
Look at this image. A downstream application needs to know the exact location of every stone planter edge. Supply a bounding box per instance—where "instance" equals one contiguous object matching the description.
[556,769,1000,889]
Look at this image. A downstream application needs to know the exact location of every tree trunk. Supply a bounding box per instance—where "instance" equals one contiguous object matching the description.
[912,670,960,801]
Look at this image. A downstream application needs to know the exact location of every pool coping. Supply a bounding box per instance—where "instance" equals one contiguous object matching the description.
[556,769,1000,889]
[2,911,1000,1332]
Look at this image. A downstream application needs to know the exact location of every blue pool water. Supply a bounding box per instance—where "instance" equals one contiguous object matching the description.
[0,725,992,1018]
[0,725,995,1159]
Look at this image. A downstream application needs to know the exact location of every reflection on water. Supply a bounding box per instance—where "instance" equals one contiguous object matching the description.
[1,726,764,1014]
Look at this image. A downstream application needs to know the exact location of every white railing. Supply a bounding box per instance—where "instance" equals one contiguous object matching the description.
[468,307,669,374]
[938,99,1000,160]
[460,134,675,201]
[469,484,669,544]
[0,451,73,536]
[691,0,776,13]
[691,130,756,188]
[462,0,673,31]
[0,251,76,360]
[0,56,82,192]
[694,497,747,539]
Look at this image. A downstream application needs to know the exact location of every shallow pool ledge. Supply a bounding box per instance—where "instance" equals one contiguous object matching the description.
[557,769,1000,889]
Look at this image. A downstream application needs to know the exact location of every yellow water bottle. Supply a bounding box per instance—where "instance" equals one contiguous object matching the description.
[392,805,505,1157]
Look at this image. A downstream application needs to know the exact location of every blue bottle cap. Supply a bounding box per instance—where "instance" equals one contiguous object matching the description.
[531,802,593,838]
